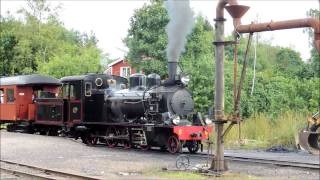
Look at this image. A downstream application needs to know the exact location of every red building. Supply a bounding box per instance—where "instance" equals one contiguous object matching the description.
[105,59,140,77]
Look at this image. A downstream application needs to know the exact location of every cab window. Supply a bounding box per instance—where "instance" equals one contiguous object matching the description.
[85,82,92,96]
[70,83,81,100]
[62,84,69,99]
[6,89,14,103]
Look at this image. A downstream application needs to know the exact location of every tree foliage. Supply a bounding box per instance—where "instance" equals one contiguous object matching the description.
[125,2,319,118]
[124,1,169,76]
[0,0,103,78]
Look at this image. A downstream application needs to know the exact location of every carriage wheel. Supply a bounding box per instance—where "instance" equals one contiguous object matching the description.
[187,140,200,154]
[106,126,118,148]
[39,130,46,135]
[167,135,181,154]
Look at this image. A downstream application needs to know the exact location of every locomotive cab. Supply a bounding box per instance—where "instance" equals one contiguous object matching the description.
[59,74,128,125]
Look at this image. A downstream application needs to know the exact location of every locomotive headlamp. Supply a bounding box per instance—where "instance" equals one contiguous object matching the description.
[172,115,181,125]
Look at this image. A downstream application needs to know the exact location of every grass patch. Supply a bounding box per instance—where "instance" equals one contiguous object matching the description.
[145,170,265,180]
[146,170,207,180]
[209,111,307,149]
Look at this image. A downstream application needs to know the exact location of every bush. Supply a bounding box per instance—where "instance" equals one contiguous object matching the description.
[209,111,307,149]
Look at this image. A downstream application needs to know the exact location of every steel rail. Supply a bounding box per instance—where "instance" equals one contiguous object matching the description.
[1,167,55,180]
[0,159,103,180]
[188,152,320,170]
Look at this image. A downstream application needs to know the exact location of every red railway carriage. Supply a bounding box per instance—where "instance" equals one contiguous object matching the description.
[0,74,61,131]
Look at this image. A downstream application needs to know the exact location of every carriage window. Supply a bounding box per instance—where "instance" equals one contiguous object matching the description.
[70,84,81,100]
[6,89,14,103]
[85,82,92,96]
[0,89,4,103]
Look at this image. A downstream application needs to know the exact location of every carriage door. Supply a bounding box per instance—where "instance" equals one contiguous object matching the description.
[68,82,82,125]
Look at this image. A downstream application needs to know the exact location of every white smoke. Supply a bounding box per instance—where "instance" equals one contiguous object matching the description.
[165,0,194,62]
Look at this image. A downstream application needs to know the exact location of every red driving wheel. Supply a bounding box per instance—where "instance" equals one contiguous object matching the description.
[167,135,181,154]
[84,133,98,146]
[106,126,118,148]
[123,140,132,149]
[140,145,150,151]
[87,136,98,146]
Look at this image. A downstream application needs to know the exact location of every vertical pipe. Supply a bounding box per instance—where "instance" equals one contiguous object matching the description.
[233,44,238,104]
[211,3,225,170]
[215,21,225,121]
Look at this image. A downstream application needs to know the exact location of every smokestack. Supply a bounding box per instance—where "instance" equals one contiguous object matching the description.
[165,0,194,80]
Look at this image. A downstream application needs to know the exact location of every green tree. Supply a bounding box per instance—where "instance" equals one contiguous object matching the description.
[124,1,169,76]
[0,0,103,77]
[306,9,320,78]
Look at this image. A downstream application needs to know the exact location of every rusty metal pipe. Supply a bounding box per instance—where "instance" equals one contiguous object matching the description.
[212,0,241,172]
[236,18,320,53]
[216,0,240,24]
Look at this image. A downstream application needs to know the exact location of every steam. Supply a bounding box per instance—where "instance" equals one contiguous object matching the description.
[165,0,194,62]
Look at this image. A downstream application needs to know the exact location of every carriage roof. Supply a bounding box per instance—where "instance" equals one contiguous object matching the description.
[0,74,61,86]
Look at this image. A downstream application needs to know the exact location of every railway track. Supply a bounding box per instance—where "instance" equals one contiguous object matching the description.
[0,160,102,180]
[187,152,320,171]
[69,138,320,171]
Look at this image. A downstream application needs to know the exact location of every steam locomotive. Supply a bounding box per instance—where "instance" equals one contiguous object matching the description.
[0,72,212,153]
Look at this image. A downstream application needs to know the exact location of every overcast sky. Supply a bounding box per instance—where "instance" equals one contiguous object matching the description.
[2,0,319,60]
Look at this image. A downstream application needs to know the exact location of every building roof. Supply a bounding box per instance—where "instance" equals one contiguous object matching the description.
[0,74,61,86]
[108,59,125,67]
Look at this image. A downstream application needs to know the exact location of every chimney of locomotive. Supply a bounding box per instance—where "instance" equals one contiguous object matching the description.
[165,0,194,81]
[168,59,178,80]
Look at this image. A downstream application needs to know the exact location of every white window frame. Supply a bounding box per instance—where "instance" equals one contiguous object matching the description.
[120,66,131,77]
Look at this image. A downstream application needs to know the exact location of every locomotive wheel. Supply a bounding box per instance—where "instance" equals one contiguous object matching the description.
[187,140,200,154]
[123,140,132,149]
[140,145,150,151]
[106,126,119,148]
[86,135,98,146]
[167,135,181,154]
[81,136,87,144]
[47,129,58,136]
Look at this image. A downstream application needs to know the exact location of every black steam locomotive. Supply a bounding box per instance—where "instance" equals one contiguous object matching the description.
[56,72,211,153]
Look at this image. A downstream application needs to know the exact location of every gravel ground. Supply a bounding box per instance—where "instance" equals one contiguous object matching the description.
[1,130,319,179]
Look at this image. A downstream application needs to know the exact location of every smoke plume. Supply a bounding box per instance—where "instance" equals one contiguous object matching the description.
[165,0,194,62]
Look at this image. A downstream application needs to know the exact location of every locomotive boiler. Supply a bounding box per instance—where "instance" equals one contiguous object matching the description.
[106,73,194,125]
